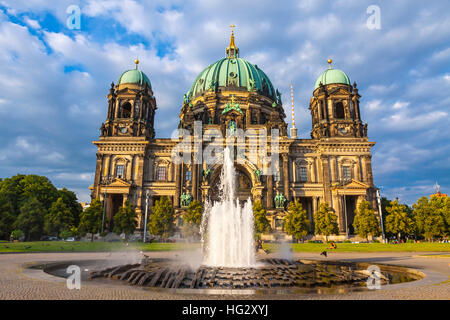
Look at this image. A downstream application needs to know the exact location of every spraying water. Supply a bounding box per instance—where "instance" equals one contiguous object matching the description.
[201,147,256,267]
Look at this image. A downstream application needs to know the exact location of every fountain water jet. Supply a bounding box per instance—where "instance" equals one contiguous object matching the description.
[201,147,256,268]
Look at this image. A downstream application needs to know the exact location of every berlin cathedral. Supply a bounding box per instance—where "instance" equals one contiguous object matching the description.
[90,30,378,238]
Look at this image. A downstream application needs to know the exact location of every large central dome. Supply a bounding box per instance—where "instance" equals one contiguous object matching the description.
[187,30,276,101]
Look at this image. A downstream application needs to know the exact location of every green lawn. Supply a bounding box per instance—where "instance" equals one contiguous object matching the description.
[264,242,450,253]
[0,241,199,253]
[0,241,448,253]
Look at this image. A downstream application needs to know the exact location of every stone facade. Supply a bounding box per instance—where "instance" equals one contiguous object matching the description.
[91,39,378,237]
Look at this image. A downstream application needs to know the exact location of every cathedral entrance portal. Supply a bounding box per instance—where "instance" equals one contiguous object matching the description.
[344,195,358,235]
[209,165,253,205]
[106,194,123,231]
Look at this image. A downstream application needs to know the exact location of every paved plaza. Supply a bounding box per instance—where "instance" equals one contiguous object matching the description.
[0,251,448,300]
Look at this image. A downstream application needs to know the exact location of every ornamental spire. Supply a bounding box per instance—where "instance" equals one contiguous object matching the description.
[328,58,333,69]
[290,82,298,139]
[134,58,140,70]
[226,24,239,58]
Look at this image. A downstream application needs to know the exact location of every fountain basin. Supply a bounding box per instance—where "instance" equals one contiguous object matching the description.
[37,258,423,292]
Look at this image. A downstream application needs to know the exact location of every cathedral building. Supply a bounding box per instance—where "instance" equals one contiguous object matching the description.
[91,30,378,238]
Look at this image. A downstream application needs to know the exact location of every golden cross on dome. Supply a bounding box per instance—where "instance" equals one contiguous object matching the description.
[230,24,236,33]
[230,94,236,105]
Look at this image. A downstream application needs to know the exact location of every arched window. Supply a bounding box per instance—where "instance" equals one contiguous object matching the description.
[121,102,132,118]
[335,102,345,119]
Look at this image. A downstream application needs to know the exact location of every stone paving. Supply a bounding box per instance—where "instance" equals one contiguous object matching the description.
[0,251,448,300]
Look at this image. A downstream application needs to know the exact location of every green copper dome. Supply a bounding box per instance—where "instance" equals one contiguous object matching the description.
[188,57,276,100]
[118,62,151,88]
[314,65,350,90]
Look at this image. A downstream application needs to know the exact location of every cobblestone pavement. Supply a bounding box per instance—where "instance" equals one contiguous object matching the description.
[0,251,448,300]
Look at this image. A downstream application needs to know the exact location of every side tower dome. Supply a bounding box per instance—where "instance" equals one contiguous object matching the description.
[99,59,157,139]
[117,59,152,88]
[309,59,367,139]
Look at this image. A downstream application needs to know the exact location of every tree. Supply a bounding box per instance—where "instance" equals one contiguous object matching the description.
[314,202,339,242]
[0,194,15,240]
[78,198,103,241]
[13,198,47,241]
[182,200,204,240]
[253,200,271,238]
[113,200,138,240]
[19,175,58,210]
[353,200,381,241]
[44,197,74,237]
[413,196,447,241]
[284,200,309,242]
[10,230,24,241]
[385,199,415,241]
[57,188,83,227]
[148,196,175,239]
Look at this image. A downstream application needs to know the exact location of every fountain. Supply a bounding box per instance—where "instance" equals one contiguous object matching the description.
[66,147,422,292]
[202,147,256,268]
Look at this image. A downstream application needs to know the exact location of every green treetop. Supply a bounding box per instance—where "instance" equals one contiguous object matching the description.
[182,200,204,240]
[148,196,175,239]
[78,198,103,242]
[113,200,138,240]
[385,199,415,240]
[352,200,381,241]
[13,197,47,241]
[253,200,271,238]
[284,200,309,242]
[314,202,339,242]
[44,197,74,238]
[413,196,447,241]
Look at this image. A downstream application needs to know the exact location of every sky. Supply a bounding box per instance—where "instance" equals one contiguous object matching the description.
[0,0,449,205]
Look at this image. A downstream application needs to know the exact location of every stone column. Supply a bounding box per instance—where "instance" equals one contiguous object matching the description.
[282,154,289,200]
[103,155,111,178]
[135,155,144,185]
[266,174,274,209]
[310,159,316,183]
[334,194,345,233]
[355,157,362,181]
[361,156,368,183]
[94,154,103,199]
[320,156,332,205]
[365,155,374,186]
[126,159,132,181]
[330,156,338,183]
[192,163,198,201]
[174,163,181,207]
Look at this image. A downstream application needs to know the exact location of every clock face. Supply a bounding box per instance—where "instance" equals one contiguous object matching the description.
[120,127,128,134]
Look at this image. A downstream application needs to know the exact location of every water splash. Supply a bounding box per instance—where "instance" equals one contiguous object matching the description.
[201,147,256,267]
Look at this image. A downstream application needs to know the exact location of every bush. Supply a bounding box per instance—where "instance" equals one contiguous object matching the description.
[59,230,72,240]
[372,239,380,243]
[11,229,24,240]
[344,240,352,243]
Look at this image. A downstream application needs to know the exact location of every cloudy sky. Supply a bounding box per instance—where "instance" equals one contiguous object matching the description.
[0,0,449,205]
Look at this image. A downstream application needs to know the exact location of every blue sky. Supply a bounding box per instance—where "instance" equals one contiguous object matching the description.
[0,0,449,204]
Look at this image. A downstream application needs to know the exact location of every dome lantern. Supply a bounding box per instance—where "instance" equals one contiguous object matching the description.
[226,24,239,59]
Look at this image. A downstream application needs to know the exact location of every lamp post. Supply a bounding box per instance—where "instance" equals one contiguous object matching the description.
[101,192,107,234]
[376,189,386,243]
[143,190,150,243]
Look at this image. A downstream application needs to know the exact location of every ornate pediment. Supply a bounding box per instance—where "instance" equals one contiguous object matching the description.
[107,178,132,187]
[332,179,369,190]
